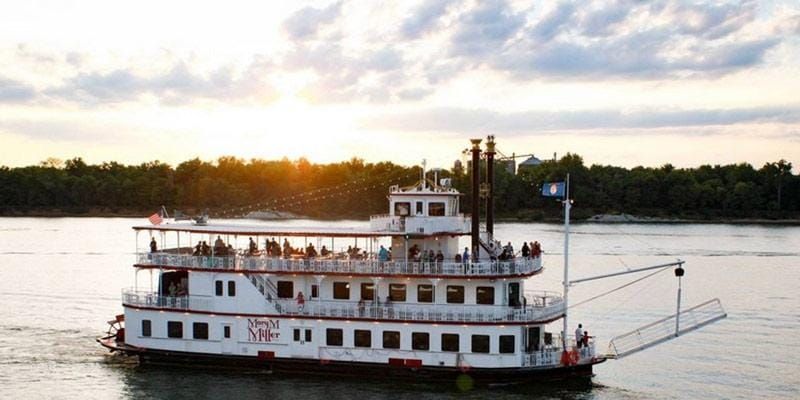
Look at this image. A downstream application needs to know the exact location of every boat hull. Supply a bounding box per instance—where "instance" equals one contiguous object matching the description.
[99,337,602,386]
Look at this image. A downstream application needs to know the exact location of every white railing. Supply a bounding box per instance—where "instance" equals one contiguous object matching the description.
[272,292,564,323]
[522,338,596,367]
[137,252,543,277]
[121,289,213,311]
[121,289,564,324]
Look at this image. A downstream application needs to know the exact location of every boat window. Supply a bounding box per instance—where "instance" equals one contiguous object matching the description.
[412,332,429,350]
[360,282,374,300]
[224,326,231,339]
[471,335,490,353]
[383,331,400,349]
[428,202,445,216]
[227,281,236,297]
[215,280,223,296]
[354,330,372,348]
[441,333,459,352]
[333,282,350,300]
[141,320,151,337]
[311,284,319,298]
[167,321,183,338]
[476,286,495,305]
[389,284,406,301]
[417,285,433,303]
[394,202,410,216]
[499,335,515,354]
[305,329,312,342]
[415,202,423,215]
[326,328,343,346]
[293,328,300,342]
[446,286,464,304]
[193,322,209,340]
[277,281,294,298]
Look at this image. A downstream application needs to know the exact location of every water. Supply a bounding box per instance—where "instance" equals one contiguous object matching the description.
[0,218,798,399]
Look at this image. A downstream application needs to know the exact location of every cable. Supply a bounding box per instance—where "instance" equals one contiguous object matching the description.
[568,265,670,309]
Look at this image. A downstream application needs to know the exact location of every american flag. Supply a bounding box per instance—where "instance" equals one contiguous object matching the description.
[148,212,163,225]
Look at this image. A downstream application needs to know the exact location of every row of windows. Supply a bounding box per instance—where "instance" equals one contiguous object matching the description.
[324,329,515,354]
[141,320,230,340]
[394,201,446,217]
[215,280,236,296]
[277,281,495,304]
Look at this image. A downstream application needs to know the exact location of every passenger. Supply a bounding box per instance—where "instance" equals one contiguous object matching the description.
[214,235,225,250]
[357,299,366,316]
[505,242,514,258]
[201,241,210,256]
[193,241,202,256]
[296,291,305,312]
[320,245,330,257]
[462,247,469,264]
[521,242,530,258]
[306,243,317,258]
[435,250,444,263]
[575,323,584,349]
[248,237,257,255]
[428,250,435,263]
[378,245,389,262]
[532,241,542,258]
[583,330,590,347]
[454,253,462,263]
[168,281,177,297]
[150,237,157,253]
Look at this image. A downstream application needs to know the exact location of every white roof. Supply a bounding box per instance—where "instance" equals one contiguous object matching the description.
[133,222,467,238]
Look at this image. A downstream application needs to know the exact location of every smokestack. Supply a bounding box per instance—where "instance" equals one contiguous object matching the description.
[485,135,496,236]
[470,138,482,259]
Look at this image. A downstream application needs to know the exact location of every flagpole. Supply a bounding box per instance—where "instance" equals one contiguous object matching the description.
[562,173,571,351]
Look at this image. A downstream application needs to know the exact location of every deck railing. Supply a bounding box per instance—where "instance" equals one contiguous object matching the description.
[121,289,564,324]
[136,252,543,277]
[521,338,596,367]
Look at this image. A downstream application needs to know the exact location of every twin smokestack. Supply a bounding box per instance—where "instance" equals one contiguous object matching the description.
[469,136,496,260]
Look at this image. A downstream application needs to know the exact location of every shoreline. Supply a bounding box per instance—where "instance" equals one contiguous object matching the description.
[2,210,799,225]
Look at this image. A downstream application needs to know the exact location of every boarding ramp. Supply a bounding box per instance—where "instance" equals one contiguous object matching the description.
[607,298,727,359]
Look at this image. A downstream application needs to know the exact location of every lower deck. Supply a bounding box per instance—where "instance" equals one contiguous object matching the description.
[120,307,598,371]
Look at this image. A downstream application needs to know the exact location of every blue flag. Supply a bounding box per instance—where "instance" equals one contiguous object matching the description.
[541,181,565,198]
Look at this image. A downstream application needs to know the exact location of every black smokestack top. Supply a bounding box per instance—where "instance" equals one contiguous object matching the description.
[470,138,482,259]
[485,135,495,236]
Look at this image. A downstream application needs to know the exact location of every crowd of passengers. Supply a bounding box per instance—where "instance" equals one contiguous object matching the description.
[150,236,543,262]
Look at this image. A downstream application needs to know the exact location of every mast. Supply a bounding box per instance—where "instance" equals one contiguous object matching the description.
[562,173,571,349]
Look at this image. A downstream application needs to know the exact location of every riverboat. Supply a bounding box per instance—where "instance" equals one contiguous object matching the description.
[98,137,725,385]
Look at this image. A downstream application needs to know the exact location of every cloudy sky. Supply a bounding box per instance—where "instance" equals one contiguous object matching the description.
[1,0,799,170]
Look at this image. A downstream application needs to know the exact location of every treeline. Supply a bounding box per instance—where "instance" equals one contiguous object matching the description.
[0,154,797,220]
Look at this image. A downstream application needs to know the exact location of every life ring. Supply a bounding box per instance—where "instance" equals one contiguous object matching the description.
[569,349,580,365]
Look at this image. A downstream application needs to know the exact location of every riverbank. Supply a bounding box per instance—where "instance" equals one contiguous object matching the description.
[3,208,800,225]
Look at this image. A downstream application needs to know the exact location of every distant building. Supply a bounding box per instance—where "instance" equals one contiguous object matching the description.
[499,159,516,175]
[517,155,543,173]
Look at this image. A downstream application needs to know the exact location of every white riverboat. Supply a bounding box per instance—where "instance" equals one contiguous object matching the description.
[99,137,725,385]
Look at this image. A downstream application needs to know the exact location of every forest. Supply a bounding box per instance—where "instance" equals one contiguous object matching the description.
[0,154,797,221]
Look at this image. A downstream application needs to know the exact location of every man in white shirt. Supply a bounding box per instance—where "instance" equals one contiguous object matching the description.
[575,324,584,348]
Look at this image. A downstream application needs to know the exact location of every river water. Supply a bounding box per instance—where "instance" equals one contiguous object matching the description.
[0,217,798,399]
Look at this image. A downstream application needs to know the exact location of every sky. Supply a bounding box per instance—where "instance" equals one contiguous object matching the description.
[0,0,799,171]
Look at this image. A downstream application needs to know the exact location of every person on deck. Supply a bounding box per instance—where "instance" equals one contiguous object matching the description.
[462,247,469,264]
[435,250,444,263]
[193,241,202,256]
[532,241,542,258]
[320,245,330,257]
[583,330,590,348]
[201,241,210,256]
[521,242,530,259]
[306,243,317,258]
[378,245,389,262]
[150,237,157,253]
[575,323,584,348]
[296,291,305,312]
[248,237,257,255]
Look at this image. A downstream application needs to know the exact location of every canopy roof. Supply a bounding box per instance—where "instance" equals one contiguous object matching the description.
[133,222,468,238]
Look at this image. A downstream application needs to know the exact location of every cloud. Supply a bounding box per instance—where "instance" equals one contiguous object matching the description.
[450,0,526,57]
[401,0,455,39]
[44,59,279,106]
[532,2,575,41]
[0,76,37,103]
[362,105,800,134]
[283,1,343,41]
